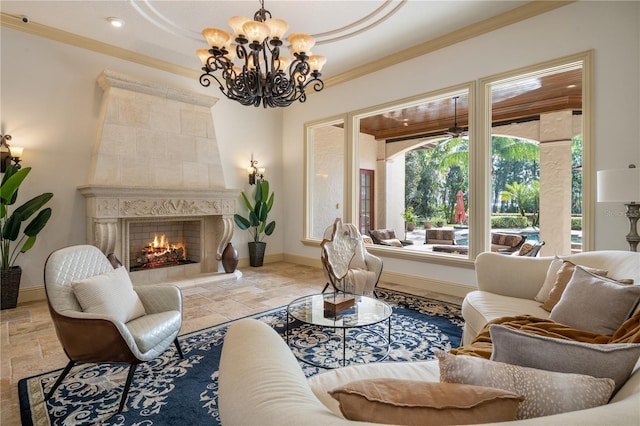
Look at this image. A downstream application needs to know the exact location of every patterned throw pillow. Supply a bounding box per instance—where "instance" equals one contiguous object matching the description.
[437,351,615,420]
[329,379,523,425]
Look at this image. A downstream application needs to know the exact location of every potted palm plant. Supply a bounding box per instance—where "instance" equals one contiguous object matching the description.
[1,165,53,309]
[401,206,418,232]
[233,180,276,267]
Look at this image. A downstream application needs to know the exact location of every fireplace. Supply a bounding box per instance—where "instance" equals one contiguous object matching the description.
[128,219,201,271]
[79,70,240,286]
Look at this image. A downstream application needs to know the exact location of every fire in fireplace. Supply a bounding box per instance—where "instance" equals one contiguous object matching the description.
[131,234,192,271]
[128,220,201,272]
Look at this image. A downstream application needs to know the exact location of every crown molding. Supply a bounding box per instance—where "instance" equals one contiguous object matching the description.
[1,1,573,87]
[0,13,199,80]
[324,1,575,88]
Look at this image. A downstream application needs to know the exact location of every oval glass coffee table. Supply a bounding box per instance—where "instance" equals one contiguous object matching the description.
[286,293,392,368]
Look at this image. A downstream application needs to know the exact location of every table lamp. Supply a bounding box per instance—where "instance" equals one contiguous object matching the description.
[597,164,640,251]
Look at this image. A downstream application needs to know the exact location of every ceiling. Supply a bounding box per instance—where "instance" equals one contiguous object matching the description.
[1,1,579,140]
[360,68,582,141]
[1,0,550,81]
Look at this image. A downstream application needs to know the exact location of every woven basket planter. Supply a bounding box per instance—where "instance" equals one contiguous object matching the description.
[1,266,22,310]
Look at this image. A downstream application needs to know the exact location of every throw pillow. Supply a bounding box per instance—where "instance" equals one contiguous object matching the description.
[540,260,608,311]
[549,266,640,336]
[381,238,403,247]
[436,351,615,420]
[72,267,147,323]
[534,257,563,302]
[329,379,523,425]
[489,324,640,393]
[516,242,534,256]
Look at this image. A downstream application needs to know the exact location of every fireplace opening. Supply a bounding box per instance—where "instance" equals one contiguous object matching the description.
[128,220,201,271]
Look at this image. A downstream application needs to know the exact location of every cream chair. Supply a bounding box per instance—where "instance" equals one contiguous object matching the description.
[44,245,183,416]
[321,218,383,296]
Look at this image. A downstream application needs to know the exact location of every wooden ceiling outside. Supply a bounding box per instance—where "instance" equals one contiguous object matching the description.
[358,68,582,141]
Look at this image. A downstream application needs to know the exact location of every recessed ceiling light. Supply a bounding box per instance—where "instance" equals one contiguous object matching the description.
[107,17,125,28]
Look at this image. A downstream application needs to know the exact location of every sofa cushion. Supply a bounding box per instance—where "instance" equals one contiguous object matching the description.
[489,324,640,393]
[329,379,523,425]
[72,266,146,323]
[540,260,608,311]
[549,266,640,335]
[437,351,615,420]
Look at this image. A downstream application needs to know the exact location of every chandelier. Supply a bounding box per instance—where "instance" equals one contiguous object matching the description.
[196,0,326,108]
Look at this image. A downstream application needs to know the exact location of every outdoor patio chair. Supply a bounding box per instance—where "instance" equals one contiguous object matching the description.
[321,218,383,296]
[368,228,413,246]
[43,244,184,416]
[491,232,527,253]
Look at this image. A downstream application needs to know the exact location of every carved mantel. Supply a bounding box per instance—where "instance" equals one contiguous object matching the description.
[78,185,238,272]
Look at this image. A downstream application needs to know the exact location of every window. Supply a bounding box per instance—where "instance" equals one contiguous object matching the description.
[480,52,591,255]
[304,51,592,259]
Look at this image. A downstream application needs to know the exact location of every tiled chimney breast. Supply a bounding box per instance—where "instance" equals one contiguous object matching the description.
[89,70,225,188]
[79,70,239,284]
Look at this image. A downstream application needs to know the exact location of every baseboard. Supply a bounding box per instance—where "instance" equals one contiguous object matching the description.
[17,286,46,305]
[378,270,474,299]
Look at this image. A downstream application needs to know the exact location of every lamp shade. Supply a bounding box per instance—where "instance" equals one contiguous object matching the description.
[202,28,231,49]
[288,33,315,55]
[597,167,640,202]
[9,146,23,158]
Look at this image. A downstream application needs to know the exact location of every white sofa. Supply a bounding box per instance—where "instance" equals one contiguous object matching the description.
[462,250,640,345]
[218,250,640,426]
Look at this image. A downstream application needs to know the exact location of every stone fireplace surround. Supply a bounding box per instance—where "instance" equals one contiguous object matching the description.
[79,70,241,287]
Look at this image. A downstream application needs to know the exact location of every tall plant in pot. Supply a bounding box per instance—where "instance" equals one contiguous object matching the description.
[233,180,275,267]
[1,165,53,309]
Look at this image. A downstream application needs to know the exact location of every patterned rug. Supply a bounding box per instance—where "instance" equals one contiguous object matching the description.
[19,288,463,425]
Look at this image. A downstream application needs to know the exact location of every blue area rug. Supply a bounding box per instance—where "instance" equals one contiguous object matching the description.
[19,288,462,425]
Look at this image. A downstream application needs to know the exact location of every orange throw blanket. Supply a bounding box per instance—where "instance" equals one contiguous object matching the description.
[451,311,640,359]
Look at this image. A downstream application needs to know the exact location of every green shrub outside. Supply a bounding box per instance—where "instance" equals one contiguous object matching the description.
[491,215,529,228]
[571,216,582,230]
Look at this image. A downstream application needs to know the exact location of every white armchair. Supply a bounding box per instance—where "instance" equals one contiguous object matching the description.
[44,245,183,416]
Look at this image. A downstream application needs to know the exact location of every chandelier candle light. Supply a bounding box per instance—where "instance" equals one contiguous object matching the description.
[197,0,326,108]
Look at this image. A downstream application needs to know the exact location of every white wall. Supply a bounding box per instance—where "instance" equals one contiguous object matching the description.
[281,1,640,288]
[1,27,283,290]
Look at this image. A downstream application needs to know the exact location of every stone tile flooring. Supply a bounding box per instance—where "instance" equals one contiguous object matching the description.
[0,261,462,425]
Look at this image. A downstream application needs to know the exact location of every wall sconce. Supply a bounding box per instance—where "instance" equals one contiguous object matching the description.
[247,158,265,185]
[0,134,24,172]
[597,164,640,251]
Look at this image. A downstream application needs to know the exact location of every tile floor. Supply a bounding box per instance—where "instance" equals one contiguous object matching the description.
[0,261,462,425]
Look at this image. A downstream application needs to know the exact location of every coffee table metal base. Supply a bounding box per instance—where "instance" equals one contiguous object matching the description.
[286,317,391,369]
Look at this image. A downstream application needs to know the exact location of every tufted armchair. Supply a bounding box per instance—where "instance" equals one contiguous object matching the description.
[44,245,183,416]
[321,219,383,296]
